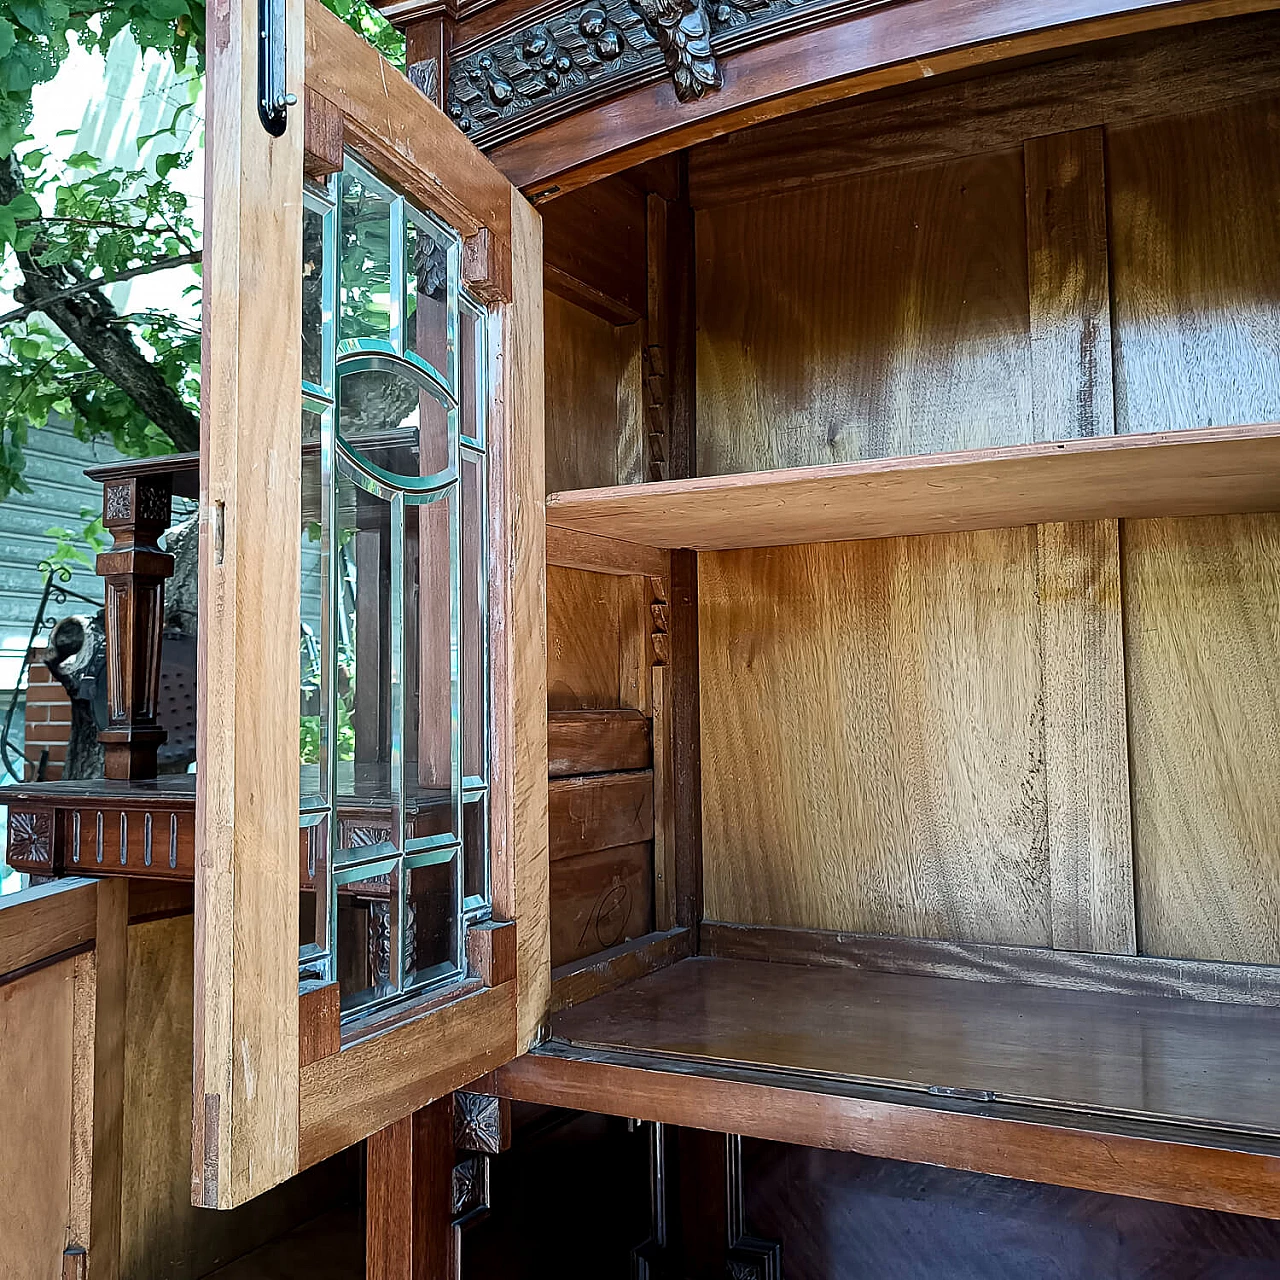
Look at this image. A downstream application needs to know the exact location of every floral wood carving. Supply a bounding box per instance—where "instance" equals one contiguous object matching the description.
[454,1091,509,1154]
[451,1155,490,1222]
[9,809,53,867]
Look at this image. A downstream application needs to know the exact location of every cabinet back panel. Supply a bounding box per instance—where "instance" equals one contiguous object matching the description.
[1109,96,1280,436]
[695,149,1032,476]
[699,529,1050,944]
[547,567,645,712]
[544,291,643,494]
[1125,513,1280,964]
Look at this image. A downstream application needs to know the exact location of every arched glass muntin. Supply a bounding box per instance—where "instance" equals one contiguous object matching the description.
[298,150,492,1022]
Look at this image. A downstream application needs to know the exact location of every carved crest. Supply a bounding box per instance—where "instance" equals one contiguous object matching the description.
[630,0,722,101]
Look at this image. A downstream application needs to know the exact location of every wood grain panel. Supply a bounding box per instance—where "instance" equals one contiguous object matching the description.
[1125,514,1280,963]
[548,709,651,777]
[550,843,655,966]
[700,530,1049,944]
[544,292,642,494]
[547,567,649,711]
[549,771,654,860]
[687,11,1280,207]
[0,957,74,1280]
[0,877,96,975]
[1039,521,1135,954]
[1110,96,1280,435]
[695,150,1030,474]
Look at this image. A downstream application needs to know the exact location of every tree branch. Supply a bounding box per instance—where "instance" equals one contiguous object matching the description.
[0,250,201,327]
[0,156,200,453]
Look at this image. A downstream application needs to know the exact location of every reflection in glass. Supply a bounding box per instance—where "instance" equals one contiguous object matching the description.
[339,165,393,345]
[298,151,491,1022]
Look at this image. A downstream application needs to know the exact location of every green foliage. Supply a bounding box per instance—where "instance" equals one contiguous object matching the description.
[42,504,107,571]
[323,0,404,66]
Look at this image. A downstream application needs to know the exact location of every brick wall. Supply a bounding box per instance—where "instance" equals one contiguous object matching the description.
[24,649,70,781]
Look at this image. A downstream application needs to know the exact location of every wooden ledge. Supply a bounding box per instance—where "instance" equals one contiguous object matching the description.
[546,423,1280,551]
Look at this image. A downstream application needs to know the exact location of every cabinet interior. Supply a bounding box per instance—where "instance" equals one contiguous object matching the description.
[535,5,1280,1200]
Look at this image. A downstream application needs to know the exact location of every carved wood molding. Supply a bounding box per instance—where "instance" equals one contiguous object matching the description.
[446,0,897,147]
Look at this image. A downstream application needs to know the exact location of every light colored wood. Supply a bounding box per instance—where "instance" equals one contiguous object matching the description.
[1110,96,1280,435]
[618,573,651,714]
[305,0,509,241]
[0,876,96,974]
[544,292,643,494]
[493,187,549,1054]
[195,0,304,1208]
[1125,514,1280,964]
[651,663,676,930]
[0,956,76,1280]
[547,567,636,710]
[68,879,127,1280]
[687,13,1280,208]
[700,530,1049,944]
[696,150,1031,476]
[1026,127,1114,444]
[1038,522,1135,954]
[545,424,1280,551]
[299,982,516,1168]
[546,524,668,578]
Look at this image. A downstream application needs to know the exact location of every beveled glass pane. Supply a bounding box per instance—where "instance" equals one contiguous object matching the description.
[299,815,331,971]
[405,852,460,987]
[334,467,393,815]
[461,450,487,784]
[404,491,458,847]
[339,166,393,344]
[460,292,485,448]
[301,413,325,803]
[335,858,400,1013]
[463,794,487,905]
[405,209,453,387]
[337,364,451,481]
[302,200,327,389]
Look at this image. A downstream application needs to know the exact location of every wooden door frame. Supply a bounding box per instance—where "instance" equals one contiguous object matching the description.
[195,0,546,1209]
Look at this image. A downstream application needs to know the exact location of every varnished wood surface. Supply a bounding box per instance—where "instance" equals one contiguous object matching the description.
[493,1042,1280,1220]
[552,957,1280,1134]
[548,771,654,860]
[490,0,1280,197]
[1125,514,1280,964]
[696,149,1031,475]
[687,10,1280,207]
[700,922,1280,1007]
[550,926,691,1013]
[544,293,642,495]
[545,424,1280,550]
[548,709,651,777]
[699,529,1049,944]
[1109,96,1280,435]
[0,877,97,976]
[550,841,654,966]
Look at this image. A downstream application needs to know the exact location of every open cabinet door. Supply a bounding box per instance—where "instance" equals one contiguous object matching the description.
[196,0,547,1209]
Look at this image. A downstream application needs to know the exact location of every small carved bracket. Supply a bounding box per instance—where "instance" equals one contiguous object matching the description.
[451,1154,491,1224]
[631,0,722,102]
[454,1092,511,1154]
[408,57,440,104]
[9,809,54,868]
[726,1239,782,1280]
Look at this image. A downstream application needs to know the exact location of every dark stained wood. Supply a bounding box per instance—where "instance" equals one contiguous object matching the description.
[687,10,1280,207]
[548,710,652,778]
[541,175,647,324]
[298,983,341,1069]
[303,88,345,182]
[700,922,1280,1007]
[491,0,1278,198]
[366,1099,452,1280]
[545,424,1280,550]
[550,843,654,967]
[493,1043,1280,1221]
[550,926,692,1013]
[466,919,518,986]
[554,956,1280,1136]
[548,771,654,860]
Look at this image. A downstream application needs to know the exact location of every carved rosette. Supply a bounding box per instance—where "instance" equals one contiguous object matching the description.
[9,810,53,868]
[454,1092,509,1155]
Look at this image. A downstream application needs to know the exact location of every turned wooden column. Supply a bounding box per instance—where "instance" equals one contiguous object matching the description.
[95,472,174,780]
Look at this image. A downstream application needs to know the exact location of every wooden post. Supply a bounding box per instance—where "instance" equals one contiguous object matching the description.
[95,474,174,780]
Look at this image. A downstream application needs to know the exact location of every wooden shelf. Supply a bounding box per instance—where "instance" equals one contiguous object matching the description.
[493,954,1280,1218]
[545,424,1280,550]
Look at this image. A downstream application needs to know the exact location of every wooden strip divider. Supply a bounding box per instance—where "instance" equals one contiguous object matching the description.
[699,922,1280,1007]
[548,709,652,777]
[546,524,669,578]
[550,927,693,1013]
[548,771,655,860]
[546,423,1280,551]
